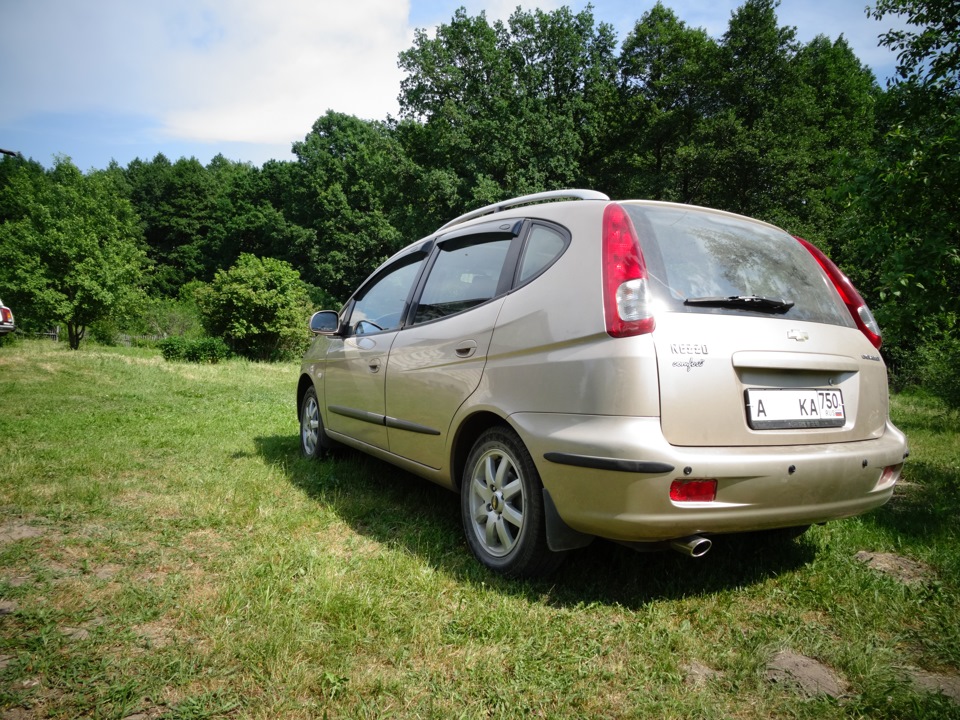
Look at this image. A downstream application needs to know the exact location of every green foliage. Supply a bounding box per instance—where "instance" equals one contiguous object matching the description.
[869,0,960,92]
[291,112,409,299]
[398,6,618,205]
[0,156,148,349]
[613,3,721,202]
[195,254,312,361]
[303,283,342,312]
[157,335,189,360]
[158,335,231,363]
[125,155,217,295]
[840,1,960,404]
[89,317,121,346]
[137,293,204,339]
[915,336,960,408]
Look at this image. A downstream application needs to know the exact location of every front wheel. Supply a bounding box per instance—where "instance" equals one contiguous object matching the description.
[299,386,330,460]
[461,427,566,578]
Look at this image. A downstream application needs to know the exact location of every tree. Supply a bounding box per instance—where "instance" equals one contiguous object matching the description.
[838,1,960,397]
[292,111,410,301]
[397,6,617,205]
[766,34,879,244]
[613,3,718,201]
[0,157,147,349]
[195,254,312,361]
[125,155,218,295]
[608,0,877,241]
[869,0,960,92]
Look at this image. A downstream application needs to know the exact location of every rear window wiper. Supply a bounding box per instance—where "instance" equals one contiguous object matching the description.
[684,295,795,314]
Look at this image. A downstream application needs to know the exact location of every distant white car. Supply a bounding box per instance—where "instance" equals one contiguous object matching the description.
[0,299,14,335]
[297,190,909,578]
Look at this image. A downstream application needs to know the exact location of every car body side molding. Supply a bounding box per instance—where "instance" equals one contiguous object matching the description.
[544,452,675,474]
[385,416,443,436]
[329,405,442,436]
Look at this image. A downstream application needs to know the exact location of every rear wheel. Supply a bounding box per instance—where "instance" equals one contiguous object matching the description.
[461,427,565,578]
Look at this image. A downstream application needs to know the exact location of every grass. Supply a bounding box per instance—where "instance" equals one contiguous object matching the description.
[0,338,958,719]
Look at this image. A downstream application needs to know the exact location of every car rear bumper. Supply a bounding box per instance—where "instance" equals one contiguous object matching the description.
[510,413,909,542]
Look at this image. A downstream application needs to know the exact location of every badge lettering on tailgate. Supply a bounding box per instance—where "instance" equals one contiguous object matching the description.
[670,343,709,355]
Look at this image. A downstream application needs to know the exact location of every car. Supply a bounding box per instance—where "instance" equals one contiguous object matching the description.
[297,189,908,577]
[0,299,14,335]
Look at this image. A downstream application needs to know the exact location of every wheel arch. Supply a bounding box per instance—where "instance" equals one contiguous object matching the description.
[297,373,316,421]
[450,411,511,491]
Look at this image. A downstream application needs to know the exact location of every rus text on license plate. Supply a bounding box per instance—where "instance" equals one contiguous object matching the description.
[745,388,845,430]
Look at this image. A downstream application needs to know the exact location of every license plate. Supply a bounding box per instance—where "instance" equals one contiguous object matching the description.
[745,388,845,430]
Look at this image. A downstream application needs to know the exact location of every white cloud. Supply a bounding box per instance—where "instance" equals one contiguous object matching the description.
[0,0,412,145]
[158,0,412,142]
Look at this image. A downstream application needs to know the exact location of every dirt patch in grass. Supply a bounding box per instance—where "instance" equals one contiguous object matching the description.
[133,620,180,650]
[906,669,960,703]
[855,551,934,584]
[0,520,46,545]
[766,650,847,699]
[683,660,722,687]
[765,649,960,705]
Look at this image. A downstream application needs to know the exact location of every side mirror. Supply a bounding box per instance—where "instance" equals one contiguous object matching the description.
[309,310,341,335]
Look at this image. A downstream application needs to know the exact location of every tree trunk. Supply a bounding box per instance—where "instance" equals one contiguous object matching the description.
[67,323,85,350]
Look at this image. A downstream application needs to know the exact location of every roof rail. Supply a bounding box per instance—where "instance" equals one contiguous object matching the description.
[437,189,610,231]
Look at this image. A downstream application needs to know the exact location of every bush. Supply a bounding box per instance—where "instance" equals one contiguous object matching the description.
[89,318,121,346]
[140,295,203,339]
[304,283,342,312]
[158,336,230,364]
[195,254,312,362]
[157,336,189,361]
[916,336,960,410]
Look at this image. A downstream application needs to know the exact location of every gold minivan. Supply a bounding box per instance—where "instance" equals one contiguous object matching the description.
[297,190,908,577]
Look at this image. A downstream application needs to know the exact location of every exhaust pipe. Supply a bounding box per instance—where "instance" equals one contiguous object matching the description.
[669,535,712,558]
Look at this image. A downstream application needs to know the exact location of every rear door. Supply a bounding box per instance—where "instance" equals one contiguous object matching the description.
[652,314,887,447]
[623,203,889,447]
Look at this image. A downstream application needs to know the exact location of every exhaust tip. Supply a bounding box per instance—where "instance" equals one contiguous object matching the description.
[669,535,712,558]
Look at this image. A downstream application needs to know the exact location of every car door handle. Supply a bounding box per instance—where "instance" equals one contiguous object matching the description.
[368,357,382,373]
[455,340,478,358]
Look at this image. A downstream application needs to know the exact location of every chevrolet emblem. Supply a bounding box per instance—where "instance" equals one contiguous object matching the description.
[787,329,809,342]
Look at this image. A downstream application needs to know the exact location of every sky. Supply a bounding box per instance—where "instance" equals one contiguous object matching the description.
[0,0,907,172]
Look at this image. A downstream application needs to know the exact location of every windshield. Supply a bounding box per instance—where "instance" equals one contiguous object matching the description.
[623,203,854,328]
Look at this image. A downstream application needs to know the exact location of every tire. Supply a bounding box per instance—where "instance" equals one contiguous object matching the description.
[299,386,329,460]
[461,427,566,578]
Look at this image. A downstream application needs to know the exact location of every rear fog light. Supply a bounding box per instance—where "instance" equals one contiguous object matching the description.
[670,478,718,503]
[876,463,903,489]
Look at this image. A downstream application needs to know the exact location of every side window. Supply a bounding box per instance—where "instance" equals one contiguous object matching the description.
[517,224,567,284]
[350,256,424,335]
[414,237,513,324]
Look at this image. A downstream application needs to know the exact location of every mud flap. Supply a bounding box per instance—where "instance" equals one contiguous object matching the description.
[543,488,594,551]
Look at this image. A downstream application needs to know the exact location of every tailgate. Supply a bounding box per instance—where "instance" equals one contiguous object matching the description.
[654,313,889,447]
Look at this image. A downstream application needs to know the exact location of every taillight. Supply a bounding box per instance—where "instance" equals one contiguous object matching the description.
[602,203,654,337]
[796,237,882,349]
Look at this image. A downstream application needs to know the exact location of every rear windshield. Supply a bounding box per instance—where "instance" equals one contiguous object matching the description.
[623,204,854,328]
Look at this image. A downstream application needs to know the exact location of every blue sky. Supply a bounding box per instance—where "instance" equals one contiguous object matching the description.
[0,0,905,172]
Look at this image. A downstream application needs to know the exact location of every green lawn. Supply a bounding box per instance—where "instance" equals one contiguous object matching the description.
[1,339,958,719]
